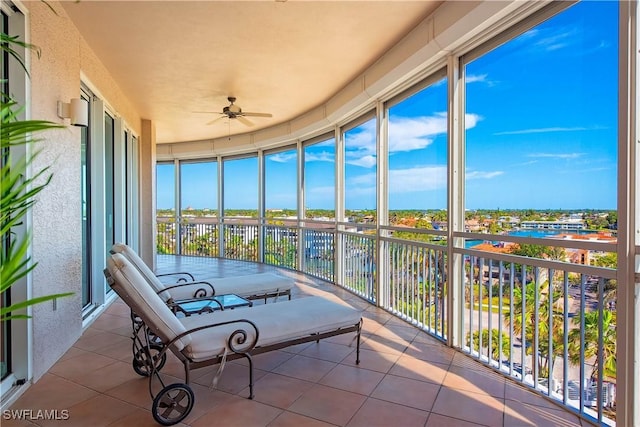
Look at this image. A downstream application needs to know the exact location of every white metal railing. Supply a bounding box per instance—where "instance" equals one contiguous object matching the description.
[460,245,616,426]
[263,222,298,270]
[301,225,335,282]
[156,217,617,425]
[381,237,448,340]
[339,229,376,302]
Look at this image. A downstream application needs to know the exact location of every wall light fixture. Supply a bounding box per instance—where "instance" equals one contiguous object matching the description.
[57,98,88,127]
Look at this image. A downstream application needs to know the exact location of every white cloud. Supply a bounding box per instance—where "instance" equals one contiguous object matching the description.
[336,111,484,169]
[494,126,593,136]
[388,114,444,152]
[464,113,482,130]
[388,166,447,193]
[465,74,488,84]
[345,121,376,154]
[387,112,481,153]
[512,160,539,167]
[313,139,336,148]
[466,170,504,180]
[534,28,578,51]
[528,152,585,160]
[346,154,376,168]
[305,151,334,163]
[268,152,297,163]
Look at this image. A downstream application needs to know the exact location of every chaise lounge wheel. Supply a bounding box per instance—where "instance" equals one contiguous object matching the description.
[132,344,167,376]
[152,383,195,426]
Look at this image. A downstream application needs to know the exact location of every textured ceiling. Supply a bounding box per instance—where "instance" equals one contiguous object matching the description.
[61,1,440,143]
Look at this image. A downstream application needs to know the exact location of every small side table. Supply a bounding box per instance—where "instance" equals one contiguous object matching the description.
[170,294,252,318]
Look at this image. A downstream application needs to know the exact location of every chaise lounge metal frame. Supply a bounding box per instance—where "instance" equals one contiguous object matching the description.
[104,252,362,426]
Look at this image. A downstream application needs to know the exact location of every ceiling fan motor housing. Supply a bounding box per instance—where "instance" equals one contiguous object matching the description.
[224,96,242,115]
[223,106,241,117]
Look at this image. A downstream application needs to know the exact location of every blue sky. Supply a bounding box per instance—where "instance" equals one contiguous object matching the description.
[158,1,618,212]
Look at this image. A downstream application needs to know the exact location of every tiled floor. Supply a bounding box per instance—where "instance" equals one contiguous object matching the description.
[7,256,593,427]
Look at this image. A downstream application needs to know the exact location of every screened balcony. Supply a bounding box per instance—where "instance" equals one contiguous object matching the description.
[153,214,616,426]
[8,255,593,427]
[2,0,636,426]
[147,3,625,424]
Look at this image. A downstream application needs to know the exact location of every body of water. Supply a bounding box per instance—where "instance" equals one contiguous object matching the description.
[465,229,604,249]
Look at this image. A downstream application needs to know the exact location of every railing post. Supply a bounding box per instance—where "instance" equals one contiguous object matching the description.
[617,1,639,425]
[174,158,181,255]
[376,100,388,308]
[447,54,465,347]
[335,125,345,287]
[258,150,265,263]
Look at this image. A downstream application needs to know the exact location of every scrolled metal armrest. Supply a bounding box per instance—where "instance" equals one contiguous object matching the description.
[157,280,216,298]
[163,319,260,356]
[156,271,196,282]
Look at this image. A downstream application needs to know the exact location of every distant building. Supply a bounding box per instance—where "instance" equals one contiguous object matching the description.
[465,219,481,231]
[498,216,520,227]
[520,220,585,231]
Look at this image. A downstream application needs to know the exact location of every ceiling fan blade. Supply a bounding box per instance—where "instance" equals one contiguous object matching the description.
[236,116,254,127]
[206,115,226,125]
[193,111,220,113]
[242,112,273,118]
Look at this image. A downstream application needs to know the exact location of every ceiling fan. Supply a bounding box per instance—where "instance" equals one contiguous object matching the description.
[197,96,273,127]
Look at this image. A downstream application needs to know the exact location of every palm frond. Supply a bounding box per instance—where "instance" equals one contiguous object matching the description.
[1,292,75,321]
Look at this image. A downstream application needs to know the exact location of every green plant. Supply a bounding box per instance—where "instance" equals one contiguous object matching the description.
[466,328,511,360]
[568,309,616,381]
[1,31,72,320]
[504,280,565,378]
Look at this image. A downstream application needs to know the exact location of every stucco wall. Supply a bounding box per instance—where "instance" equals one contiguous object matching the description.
[26,0,141,380]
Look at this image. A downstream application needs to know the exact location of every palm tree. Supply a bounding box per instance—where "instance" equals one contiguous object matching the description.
[504,280,565,378]
[1,32,72,320]
[568,309,616,381]
[466,328,511,361]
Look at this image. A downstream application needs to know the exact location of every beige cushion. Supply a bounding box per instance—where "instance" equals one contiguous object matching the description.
[111,243,293,301]
[206,273,294,297]
[179,296,361,362]
[111,242,169,297]
[107,253,191,350]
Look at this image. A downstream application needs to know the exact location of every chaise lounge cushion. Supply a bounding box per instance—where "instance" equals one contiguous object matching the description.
[111,243,173,296]
[111,242,294,301]
[107,253,192,351]
[179,296,361,362]
[202,273,294,299]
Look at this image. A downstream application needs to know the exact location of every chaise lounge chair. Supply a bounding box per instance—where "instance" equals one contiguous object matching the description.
[104,252,363,426]
[111,242,294,303]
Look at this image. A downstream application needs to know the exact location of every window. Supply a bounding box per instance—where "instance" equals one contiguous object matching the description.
[104,113,115,293]
[81,89,92,308]
[343,114,377,223]
[223,155,258,261]
[180,161,217,214]
[304,135,335,220]
[156,162,176,214]
[1,6,10,383]
[125,134,139,249]
[265,147,297,218]
[180,161,218,256]
[223,156,258,217]
[1,0,28,391]
[464,1,617,237]
[387,72,448,238]
[156,162,176,254]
